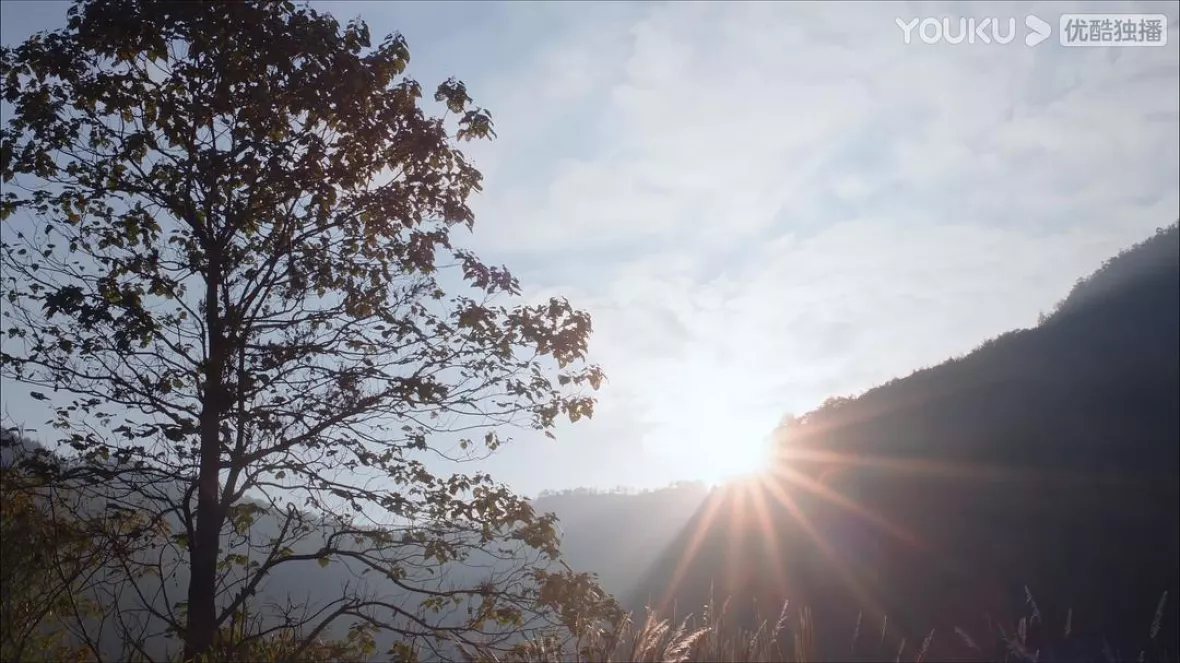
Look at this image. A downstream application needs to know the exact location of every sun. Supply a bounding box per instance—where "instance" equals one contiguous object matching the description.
[699,435,774,487]
[644,396,780,488]
[703,443,769,486]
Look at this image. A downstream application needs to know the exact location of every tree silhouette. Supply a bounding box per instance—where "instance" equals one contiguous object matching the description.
[0,1,614,659]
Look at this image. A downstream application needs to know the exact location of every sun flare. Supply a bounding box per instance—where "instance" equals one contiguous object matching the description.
[644,394,781,488]
[696,431,775,488]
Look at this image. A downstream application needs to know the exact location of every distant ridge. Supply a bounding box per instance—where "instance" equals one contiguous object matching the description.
[631,222,1180,661]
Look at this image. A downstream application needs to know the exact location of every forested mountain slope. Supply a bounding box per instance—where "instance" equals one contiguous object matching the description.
[631,223,1180,661]
[531,483,709,599]
[5,223,1176,660]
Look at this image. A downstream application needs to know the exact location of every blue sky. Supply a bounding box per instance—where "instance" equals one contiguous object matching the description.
[2,1,1178,496]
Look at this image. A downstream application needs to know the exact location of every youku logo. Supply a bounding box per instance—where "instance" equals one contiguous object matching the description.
[896,15,1053,47]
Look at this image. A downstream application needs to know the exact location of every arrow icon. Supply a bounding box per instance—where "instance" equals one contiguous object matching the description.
[1025,14,1051,47]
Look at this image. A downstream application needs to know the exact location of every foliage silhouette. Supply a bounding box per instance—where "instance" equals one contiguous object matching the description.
[0,0,615,659]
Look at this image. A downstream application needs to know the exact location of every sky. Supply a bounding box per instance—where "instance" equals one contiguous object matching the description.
[1,1,1178,497]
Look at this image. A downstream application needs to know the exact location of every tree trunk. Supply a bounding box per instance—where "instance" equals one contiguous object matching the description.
[185,270,226,662]
[185,420,224,660]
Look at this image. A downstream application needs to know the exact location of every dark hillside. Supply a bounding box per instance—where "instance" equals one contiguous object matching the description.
[632,223,1180,661]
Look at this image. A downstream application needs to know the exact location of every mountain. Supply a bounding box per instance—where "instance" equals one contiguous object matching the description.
[531,483,709,600]
[630,223,1180,661]
[5,223,1177,661]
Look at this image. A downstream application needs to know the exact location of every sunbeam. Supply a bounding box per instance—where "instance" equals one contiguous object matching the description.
[655,488,729,616]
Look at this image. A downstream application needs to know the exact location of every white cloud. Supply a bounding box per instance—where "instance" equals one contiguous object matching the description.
[5,1,1174,494]
[467,1,1180,493]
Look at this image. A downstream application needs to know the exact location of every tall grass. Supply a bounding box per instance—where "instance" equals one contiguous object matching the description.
[456,587,1173,663]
